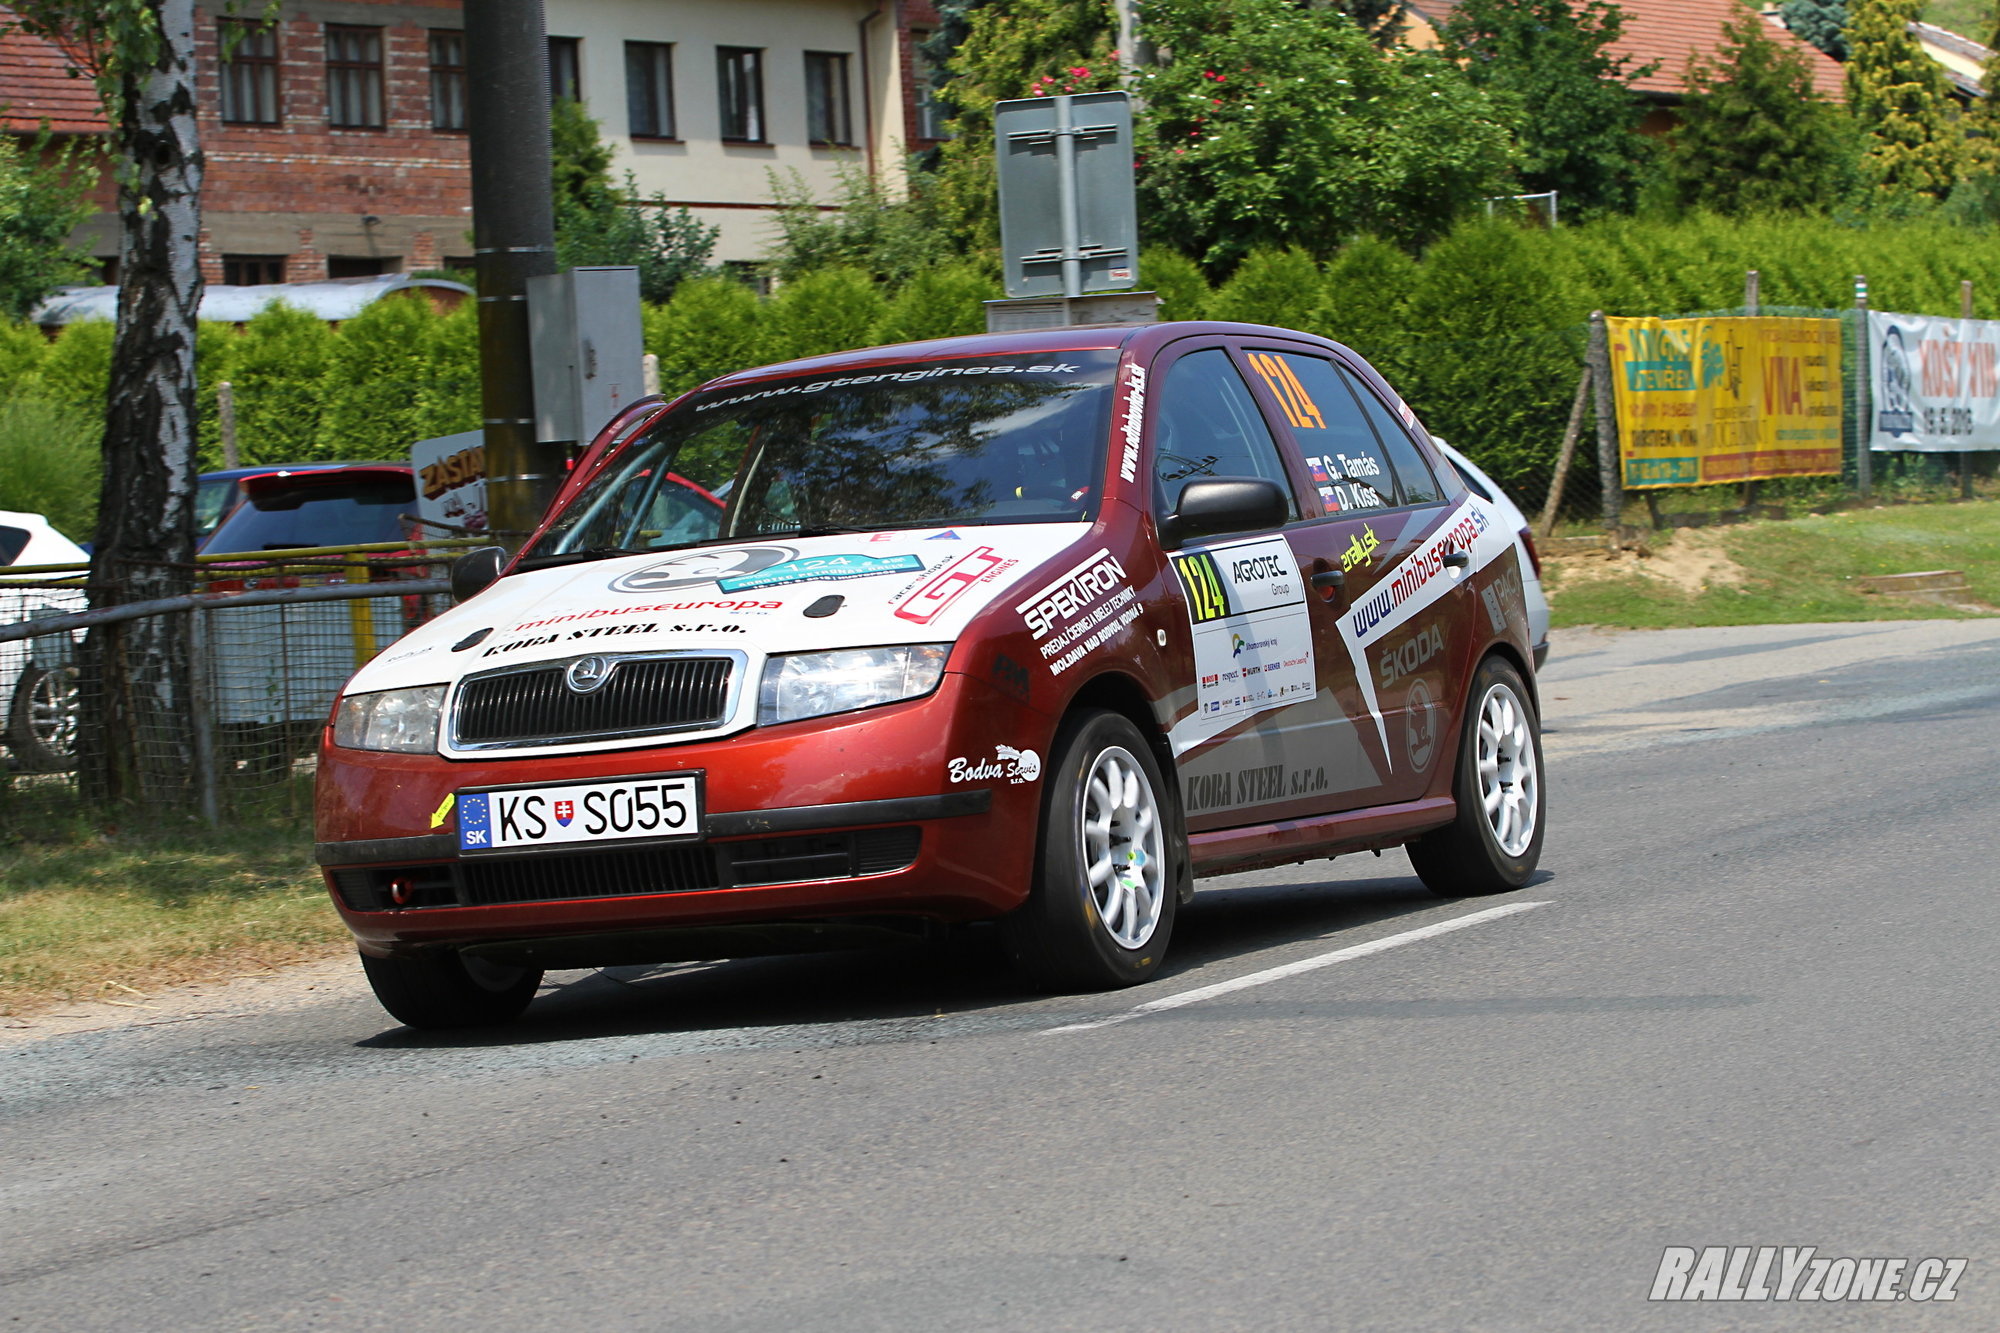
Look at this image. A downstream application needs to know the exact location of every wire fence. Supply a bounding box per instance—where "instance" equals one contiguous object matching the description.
[1,542,475,832]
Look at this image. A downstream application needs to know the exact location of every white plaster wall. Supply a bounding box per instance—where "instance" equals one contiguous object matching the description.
[547,0,907,263]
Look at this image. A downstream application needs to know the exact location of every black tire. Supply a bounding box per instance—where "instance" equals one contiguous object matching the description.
[1408,655,1545,897]
[1003,709,1181,991]
[359,948,543,1029]
[7,663,80,773]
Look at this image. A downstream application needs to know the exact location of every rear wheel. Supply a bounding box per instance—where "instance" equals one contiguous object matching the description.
[1004,709,1180,991]
[7,663,79,772]
[1408,655,1544,897]
[359,949,542,1029]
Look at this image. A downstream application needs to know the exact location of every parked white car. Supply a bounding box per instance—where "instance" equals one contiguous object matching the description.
[0,512,88,770]
[1429,440,1550,668]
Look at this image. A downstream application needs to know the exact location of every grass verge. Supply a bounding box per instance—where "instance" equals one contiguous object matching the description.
[1546,500,2000,629]
[0,794,345,1018]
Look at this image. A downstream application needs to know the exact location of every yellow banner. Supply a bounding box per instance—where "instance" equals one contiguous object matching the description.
[1607,316,1844,488]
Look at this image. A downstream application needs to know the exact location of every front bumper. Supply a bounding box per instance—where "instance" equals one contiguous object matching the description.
[315,671,1048,957]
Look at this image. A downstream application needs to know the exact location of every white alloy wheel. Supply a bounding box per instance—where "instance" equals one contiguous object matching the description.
[1477,680,1538,857]
[1076,745,1167,951]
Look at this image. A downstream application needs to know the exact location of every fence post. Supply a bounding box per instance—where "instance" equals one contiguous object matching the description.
[1589,311,1621,534]
[1745,269,1760,316]
[186,605,219,826]
[643,352,662,398]
[1538,365,1592,538]
[217,381,240,470]
[1855,275,1871,500]
[1962,279,1975,502]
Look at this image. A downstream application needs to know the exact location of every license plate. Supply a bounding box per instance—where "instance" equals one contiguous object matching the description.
[456,773,702,854]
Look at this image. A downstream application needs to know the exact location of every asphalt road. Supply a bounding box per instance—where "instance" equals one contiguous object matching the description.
[6,620,2000,1331]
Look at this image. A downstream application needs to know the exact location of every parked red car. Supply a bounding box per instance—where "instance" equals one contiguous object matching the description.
[316,323,1545,1028]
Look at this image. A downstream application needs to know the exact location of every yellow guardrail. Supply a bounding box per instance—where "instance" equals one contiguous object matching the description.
[1,537,490,581]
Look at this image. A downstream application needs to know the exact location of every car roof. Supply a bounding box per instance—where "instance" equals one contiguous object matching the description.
[200,462,393,482]
[0,510,90,567]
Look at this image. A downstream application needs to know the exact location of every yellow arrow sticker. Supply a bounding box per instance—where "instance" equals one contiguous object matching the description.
[429,792,456,828]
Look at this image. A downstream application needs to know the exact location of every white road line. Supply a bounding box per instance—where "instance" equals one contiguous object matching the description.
[1044,901,1551,1034]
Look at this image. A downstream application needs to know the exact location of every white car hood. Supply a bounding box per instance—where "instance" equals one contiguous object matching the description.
[354,523,1092,695]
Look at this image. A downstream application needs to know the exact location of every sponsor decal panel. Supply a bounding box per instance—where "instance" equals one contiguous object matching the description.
[480,621,745,657]
[1168,535,1315,748]
[1649,1248,1963,1304]
[1117,363,1147,484]
[695,361,1090,413]
[1184,763,1332,814]
[1405,677,1439,772]
[947,745,1041,785]
[894,545,1017,626]
[611,546,797,594]
[718,552,923,593]
[1376,623,1445,690]
[510,600,780,632]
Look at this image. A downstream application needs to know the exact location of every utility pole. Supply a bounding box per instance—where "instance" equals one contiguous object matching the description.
[464,0,561,546]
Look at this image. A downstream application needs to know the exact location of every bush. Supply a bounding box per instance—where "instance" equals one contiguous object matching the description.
[1141,246,1212,322]
[642,276,767,399]
[314,296,478,460]
[30,318,112,414]
[871,262,996,345]
[196,303,335,467]
[0,317,49,391]
[1315,235,1419,368]
[1208,248,1323,332]
[762,268,886,364]
[0,396,100,540]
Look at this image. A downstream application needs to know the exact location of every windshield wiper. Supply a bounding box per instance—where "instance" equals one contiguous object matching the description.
[514,545,648,570]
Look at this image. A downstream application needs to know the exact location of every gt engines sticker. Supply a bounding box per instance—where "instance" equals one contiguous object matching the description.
[895,545,1017,626]
[948,745,1041,785]
[1171,534,1316,733]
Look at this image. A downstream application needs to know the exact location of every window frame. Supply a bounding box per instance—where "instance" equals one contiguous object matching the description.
[1142,338,1301,528]
[218,18,282,127]
[548,36,582,103]
[624,41,677,140]
[429,29,467,132]
[221,254,287,286]
[1231,339,1457,522]
[716,46,766,143]
[803,50,853,147]
[909,29,949,142]
[324,23,386,130]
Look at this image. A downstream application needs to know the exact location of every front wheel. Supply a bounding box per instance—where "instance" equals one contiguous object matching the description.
[1003,709,1180,991]
[359,949,543,1029]
[1408,655,1545,897]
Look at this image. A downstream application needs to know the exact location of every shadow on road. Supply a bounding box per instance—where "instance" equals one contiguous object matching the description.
[358,862,1549,1052]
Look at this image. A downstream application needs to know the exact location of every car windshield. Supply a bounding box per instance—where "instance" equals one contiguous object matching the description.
[204,477,414,553]
[531,351,1119,558]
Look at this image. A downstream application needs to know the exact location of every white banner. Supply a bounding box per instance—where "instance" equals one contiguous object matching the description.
[1868,310,2000,452]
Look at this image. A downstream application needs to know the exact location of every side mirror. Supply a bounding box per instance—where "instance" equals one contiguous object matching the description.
[449,545,507,603]
[1163,478,1291,547]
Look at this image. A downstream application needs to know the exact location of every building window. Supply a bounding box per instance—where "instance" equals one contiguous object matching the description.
[328,256,397,278]
[625,42,676,139]
[549,37,581,102]
[223,254,287,286]
[325,25,385,129]
[717,47,764,142]
[911,31,949,141]
[430,30,466,131]
[804,51,852,146]
[218,20,281,126]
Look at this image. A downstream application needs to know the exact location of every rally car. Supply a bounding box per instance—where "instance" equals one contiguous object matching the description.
[315,322,1545,1028]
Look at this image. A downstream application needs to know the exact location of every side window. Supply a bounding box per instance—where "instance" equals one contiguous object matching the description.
[1338,366,1445,506]
[1151,348,1296,517]
[1244,350,1394,516]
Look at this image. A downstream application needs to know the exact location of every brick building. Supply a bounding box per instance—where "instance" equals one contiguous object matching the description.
[0,0,946,283]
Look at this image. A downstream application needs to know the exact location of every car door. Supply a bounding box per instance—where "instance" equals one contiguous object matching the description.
[1238,342,1468,805]
[1147,341,1386,831]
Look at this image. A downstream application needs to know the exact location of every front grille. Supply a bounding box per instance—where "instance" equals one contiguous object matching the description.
[454,655,732,746]
[329,827,922,910]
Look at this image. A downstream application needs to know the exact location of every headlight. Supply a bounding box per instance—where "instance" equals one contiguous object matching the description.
[332,685,447,753]
[758,644,950,726]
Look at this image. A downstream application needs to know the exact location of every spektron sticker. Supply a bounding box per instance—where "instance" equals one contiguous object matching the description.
[1017,548,1138,677]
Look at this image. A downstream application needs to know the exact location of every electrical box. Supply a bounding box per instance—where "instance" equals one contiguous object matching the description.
[528,266,645,447]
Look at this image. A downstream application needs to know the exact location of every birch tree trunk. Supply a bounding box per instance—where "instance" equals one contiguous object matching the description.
[79,0,203,811]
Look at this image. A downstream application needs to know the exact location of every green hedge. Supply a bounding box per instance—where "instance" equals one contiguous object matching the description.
[3,215,1995,517]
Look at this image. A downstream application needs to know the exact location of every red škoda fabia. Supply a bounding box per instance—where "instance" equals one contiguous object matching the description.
[316,323,1545,1028]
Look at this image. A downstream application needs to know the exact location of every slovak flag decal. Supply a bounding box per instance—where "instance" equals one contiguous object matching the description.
[554,800,575,827]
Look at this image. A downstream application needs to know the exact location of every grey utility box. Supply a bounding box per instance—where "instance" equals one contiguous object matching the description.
[528,266,645,447]
[994,91,1139,300]
[984,291,1160,333]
